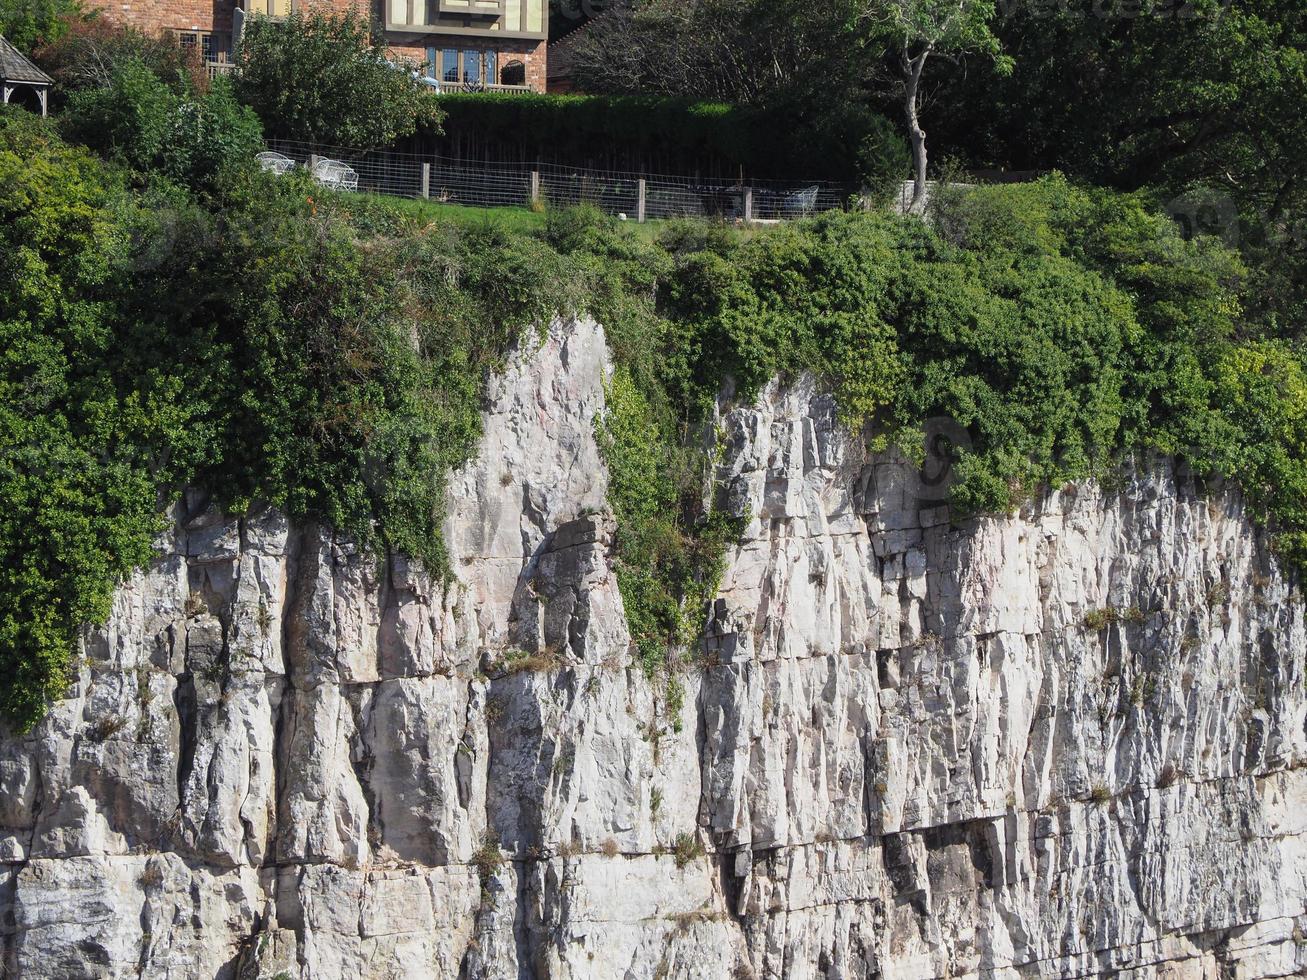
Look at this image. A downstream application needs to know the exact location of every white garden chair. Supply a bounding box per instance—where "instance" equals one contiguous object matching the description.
[255,151,295,175]
[781,185,820,217]
[311,158,360,192]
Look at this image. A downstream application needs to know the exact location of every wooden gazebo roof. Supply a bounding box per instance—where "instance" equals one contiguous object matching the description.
[0,36,51,86]
[0,34,51,116]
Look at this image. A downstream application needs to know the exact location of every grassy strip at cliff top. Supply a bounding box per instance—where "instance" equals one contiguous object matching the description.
[2,109,1304,728]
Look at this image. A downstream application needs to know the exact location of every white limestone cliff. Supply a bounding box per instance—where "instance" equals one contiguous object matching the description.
[0,317,1303,979]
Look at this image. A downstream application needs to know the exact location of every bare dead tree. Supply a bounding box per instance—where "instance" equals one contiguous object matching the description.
[567,0,865,106]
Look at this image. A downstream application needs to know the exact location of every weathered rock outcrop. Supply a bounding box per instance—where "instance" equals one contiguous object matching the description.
[1,318,1303,979]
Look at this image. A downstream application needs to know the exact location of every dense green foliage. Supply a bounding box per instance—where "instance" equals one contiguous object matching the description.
[3,103,1305,730]
[648,179,1232,514]
[931,0,1306,201]
[235,11,442,150]
[63,60,262,191]
[924,0,1307,336]
[34,18,205,95]
[0,113,573,728]
[1209,342,1307,568]
[431,91,907,188]
[0,0,77,52]
[0,113,199,725]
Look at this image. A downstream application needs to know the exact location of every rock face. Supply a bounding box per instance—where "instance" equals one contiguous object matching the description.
[1,317,1304,979]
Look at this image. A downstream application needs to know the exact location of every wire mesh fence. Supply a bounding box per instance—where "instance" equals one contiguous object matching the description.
[263,139,853,221]
[538,165,641,216]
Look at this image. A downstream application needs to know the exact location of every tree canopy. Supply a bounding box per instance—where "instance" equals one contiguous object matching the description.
[564,0,871,106]
[0,0,78,52]
[234,11,442,149]
[925,0,1307,332]
[62,59,262,191]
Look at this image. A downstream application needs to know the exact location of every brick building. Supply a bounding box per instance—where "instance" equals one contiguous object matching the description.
[386,0,547,93]
[83,0,547,92]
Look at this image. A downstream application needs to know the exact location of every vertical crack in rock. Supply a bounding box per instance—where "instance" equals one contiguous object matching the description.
[173,675,198,838]
[263,519,304,969]
[0,842,19,975]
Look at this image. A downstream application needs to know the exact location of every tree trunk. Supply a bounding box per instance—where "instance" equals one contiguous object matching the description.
[903,49,929,213]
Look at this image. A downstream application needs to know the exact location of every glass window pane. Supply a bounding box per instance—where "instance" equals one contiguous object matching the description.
[465,50,482,85]
[485,50,497,83]
[426,47,437,78]
[442,48,458,83]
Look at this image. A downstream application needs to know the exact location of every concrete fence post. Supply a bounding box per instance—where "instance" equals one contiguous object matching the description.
[530,171,541,206]
[743,187,754,222]
[637,179,647,223]
[421,162,430,200]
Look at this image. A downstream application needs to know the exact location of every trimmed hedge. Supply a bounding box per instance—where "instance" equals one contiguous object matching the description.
[423,92,907,190]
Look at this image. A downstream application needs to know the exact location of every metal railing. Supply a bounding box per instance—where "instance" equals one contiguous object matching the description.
[479,83,532,94]
[264,139,852,221]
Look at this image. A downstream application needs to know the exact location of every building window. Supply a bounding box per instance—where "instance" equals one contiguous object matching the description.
[177,30,231,63]
[243,0,290,16]
[426,49,502,87]
[500,59,524,86]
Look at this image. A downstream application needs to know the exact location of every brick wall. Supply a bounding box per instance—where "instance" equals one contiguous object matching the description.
[82,0,546,91]
[87,0,379,42]
[81,0,362,38]
[521,39,545,92]
[84,0,234,38]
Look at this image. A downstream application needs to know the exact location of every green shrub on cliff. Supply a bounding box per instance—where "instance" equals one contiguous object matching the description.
[0,112,201,725]
[2,113,1305,728]
[643,176,1276,519]
[583,179,1304,670]
[62,59,263,192]
[0,114,565,729]
[1210,342,1307,568]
